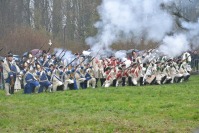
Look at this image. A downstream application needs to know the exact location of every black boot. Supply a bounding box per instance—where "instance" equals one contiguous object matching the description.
[122,77,126,86]
[112,79,117,87]
[100,78,106,86]
[95,78,99,88]
[161,76,167,84]
[128,77,132,86]
[140,77,144,86]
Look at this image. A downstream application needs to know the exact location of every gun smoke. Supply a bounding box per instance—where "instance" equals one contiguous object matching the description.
[86,0,198,57]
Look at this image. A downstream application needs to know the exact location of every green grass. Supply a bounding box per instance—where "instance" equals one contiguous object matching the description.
[0,76,199,133]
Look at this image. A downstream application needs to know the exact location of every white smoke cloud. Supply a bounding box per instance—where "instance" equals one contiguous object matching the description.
[158,34,190,57]
[54,48,75,65]
[182,19,199,49]
[86,0,174,50]
[86,0,197,58]
[114,50,127,59]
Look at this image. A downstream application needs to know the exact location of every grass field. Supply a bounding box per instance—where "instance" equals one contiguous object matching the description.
[0,76,199,133]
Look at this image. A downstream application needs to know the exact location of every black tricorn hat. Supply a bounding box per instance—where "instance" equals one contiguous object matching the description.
[7,51,13,57]
[121,64,126,67]
[58,65,64,69]
[51,54,56,57]
[155,61,161,64]
[118,67,122,70]
[105,67,111,71]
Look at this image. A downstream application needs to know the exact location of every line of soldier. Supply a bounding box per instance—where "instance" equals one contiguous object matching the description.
[0,49,192,96]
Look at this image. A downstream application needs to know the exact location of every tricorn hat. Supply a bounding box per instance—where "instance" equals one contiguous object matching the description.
[7,51,13,57]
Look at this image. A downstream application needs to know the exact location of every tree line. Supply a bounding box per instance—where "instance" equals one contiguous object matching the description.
[0,0,100,55]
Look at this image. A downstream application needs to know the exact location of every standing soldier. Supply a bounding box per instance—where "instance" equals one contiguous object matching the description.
[2,52,16,95]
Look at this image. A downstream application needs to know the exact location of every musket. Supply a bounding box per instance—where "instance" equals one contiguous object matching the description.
[75,56,88,70]
[65,56,80,68]
[87,49,102,65]
[124,65,132,71]
[28,47,51,67]
[57,49,65,59]
[109,59,126,70]
[181,55,191,63]
[42,51,59,67]
[56,50,68,66]
[60,50,67,60]
[35,42,46,56]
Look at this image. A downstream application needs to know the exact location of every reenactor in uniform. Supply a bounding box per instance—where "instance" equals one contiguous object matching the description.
[12,60,22,92]
[169,59,184,83]
[121,64,128,86]
[104,66,116,88]
[24,65,40,94]
[50,65,63,92]
[2,52,15,95]
[75,67,86,89]
[128,63,141,86]
[144,62,157,85]
[162,61,172,84]
[115,67,123,87]
[155,61,166,85]
[85,67,96,88]
[36,64,52,93]
[64,70,74,90]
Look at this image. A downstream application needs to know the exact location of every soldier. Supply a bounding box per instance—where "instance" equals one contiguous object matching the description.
[154,61,167,85]
[64,70,74,90]
[85,67,96,88]
[181,52,192,81]
[42,53,50,68]
[104,66,115,88]
[140,63,147,86]
[121,64,128,86]
[36,64,52,93]
[178,58,190,82]
[24,65,40,94]
[2,52,15,95]
[98,59,106,86]
[162,60,172,84]
[129,63,141,86]
[144,62,156,85]
[169,59,184,83]
[116,67,123,87]
[131,50,138,63]
[12,60,22,92]
[75,67,86,89]
[70,68,78,90]
[50,65,63,92]
[92,58,100,88]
